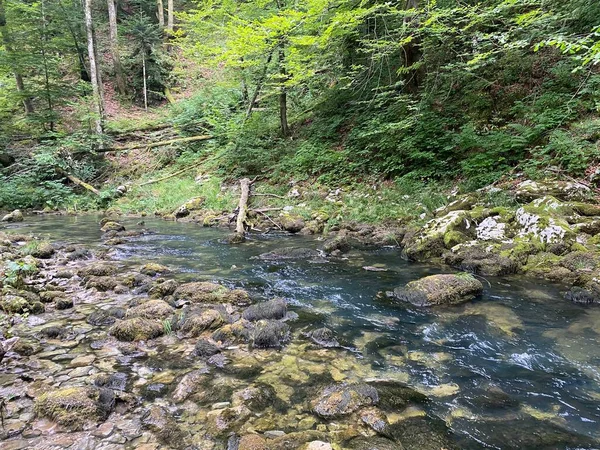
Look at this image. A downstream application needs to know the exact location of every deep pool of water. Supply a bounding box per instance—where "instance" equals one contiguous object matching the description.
[5,214,600,449]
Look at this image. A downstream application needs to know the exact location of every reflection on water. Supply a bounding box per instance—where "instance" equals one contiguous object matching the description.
[5,214,600,449]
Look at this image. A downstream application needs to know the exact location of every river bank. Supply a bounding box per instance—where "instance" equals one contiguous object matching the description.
[1,215,600,449]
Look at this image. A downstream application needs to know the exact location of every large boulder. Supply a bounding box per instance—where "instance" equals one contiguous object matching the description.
[513,179,592,202]
[34,386,114,430]
[174,282,250,305]
[443,245,520,276]
[180,309,225,336]
[242,298,287,321]
[1,209,23,223]
[127,299,174,319]
[312,383,379,418]
[393,273,483,307]
[109,317,164,341]
[250,320,290,349]
[279,213,305,233]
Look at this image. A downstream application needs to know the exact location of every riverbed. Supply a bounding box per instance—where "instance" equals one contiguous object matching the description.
[1,214,599,449]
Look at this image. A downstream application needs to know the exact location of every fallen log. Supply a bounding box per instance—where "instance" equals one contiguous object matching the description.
[236,178,251,235]
[56,167,100,195]
[93,135,213,153]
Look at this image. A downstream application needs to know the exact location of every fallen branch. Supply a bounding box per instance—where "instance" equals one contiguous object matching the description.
[236,178,252,235]
[255,210,282,230]
[253,192,286,199]
[56,167,100,195]
[253,207,283,212]
[139,163,203,186]
[93,135,213,153]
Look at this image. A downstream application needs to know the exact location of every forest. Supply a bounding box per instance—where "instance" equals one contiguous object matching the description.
[0,0,598,214]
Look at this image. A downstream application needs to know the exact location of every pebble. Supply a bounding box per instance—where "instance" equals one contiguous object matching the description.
[92,421,114,438]
[211,402,231,409]
[68,365,92,378]
[69,354,96,368]
[264,430,286,438]
[306,441,333,450]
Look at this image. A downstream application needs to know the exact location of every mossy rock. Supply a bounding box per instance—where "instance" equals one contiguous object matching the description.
[250,320,290,349]
[1,296,31,314]
[109,317,164,341]
[127,299,174,319]
[20,241,54,259]
[522,252,563,275]
[101,221,125,232]
[85,276,120,292]
[34,386,114,430]
[180,309,225,336]
[280,214,306,233]
[312,383,379,418]
[78,263,118,278]
[444,245,520,276]
[174,282,250,305]
[560,251,600,272]
[140,263,170,276]
[443,231,469,248]
[242,298,287,321]
[571,202,600,217]
[393,273,483,307]
[212,320,251,345]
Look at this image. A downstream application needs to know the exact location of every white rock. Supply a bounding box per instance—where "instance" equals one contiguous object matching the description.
[476,217,506,241]
[305,441,333,450]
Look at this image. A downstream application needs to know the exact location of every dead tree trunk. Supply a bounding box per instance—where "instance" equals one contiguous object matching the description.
[235,178,251,235]
[107,0,127,96]
[84,0,104,135]
[157,0,164,27]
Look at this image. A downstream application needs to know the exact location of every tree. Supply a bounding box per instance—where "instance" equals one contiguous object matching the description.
[157,0,164,28]
[107,0,127,95]
[0,0,33,114]
[84,0,104,134]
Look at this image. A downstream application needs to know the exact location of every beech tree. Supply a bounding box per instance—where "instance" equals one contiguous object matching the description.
[84,0,104,134]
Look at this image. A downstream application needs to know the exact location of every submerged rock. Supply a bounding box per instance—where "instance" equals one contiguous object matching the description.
[194,338,221,357]
[236,434,268,450]
[564,286,599,305]
[393,273,483,307]
[109,317,164,341]
[257,247,321,260]
[78,263,118,277]
[367,380,428,409]
[174,282,251,305]
[242,298,287,321]
[250,320,290,349]
[140,263,170,276]
[34,386,114,430]
[309,327,340,348]
[172,369,210,403]
[312,383,379,418]
[142,405,188,447]
[232,383,278,412]
[100,221,125,232]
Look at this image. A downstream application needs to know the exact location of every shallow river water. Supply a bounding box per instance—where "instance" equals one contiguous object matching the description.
[4,215,600,449]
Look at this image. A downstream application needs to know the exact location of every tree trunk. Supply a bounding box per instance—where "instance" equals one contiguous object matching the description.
[0,0,34,114]
[157,0,164,27]
[278,45,289,137]
[84,0,104,134]
[57,0,89,81]
[167,0,173,33]
[107,0,126,95]
[40,0,54,131]
[142,52,148,110]
[245,49,274,120]
[235,178,251,235]
[403,0,421,93]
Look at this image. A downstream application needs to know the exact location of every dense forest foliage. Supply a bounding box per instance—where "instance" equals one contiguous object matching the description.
[0,0,599,210]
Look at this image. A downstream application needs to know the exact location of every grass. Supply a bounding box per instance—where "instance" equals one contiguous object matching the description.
[114,174,236,214]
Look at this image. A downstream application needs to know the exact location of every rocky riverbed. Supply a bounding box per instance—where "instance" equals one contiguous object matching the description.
[1,214,600,449]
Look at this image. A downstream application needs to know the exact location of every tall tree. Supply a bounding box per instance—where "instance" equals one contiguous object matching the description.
[84,0,104,134]
[157,0,164,27]
[107,0,126,95]
[166,0,173,34]
[0,0,34,114]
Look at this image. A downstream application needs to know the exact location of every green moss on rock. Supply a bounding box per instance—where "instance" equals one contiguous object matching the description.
[109,317,164,341]
[34,386,114,430]
[393,273,483,307]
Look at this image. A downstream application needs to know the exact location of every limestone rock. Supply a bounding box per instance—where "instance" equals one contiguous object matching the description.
[109,318,164,341]
[393,273,483,307]
[312,383,378,418]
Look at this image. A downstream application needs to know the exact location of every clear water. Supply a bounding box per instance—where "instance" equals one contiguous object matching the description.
[5,214,600,449]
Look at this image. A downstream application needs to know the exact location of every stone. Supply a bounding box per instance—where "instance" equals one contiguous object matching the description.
[238,434,268,450]
[70,354,96,367]
[78,263,118,277]
[180,309,224,336]
[312,383,378,418]
[109,318,164,342]
[257,247,321,260]
[393,273,483,307]
[359,407,389,434]
[140,263,170,276]
[242,298,287,321]
[309,327,339,348]
[280,214,305,233]
[305,441,333,450]
[34,386,114,430]
[174,282,251,305]
[1,209,24,223]
[141,405,187,446]
[232,383,278,412]
[194,338,220,358]
[55,297,73,310]
[172,369,210,403]
[101,222,125,233]
[127,299,174,319]
[250,320,290,349]
[323,235,351,254]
